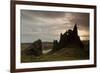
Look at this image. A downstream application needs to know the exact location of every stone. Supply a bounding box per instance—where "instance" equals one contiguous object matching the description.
[24,39,42,56]
[52,24,84,51]
[52,40,59,51]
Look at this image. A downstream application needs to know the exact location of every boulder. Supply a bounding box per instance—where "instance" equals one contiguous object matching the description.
[24,39,42,56]
[52,40,59,51]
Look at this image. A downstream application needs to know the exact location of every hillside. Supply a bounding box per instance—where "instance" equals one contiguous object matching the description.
[21,24,89,62]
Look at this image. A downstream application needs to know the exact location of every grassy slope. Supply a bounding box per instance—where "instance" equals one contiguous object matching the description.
[21,41,89,63]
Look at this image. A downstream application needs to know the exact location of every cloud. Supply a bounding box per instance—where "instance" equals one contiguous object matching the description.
[21,10,89,43]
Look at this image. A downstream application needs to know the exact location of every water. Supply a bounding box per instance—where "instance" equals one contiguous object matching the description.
[42,49,52,54]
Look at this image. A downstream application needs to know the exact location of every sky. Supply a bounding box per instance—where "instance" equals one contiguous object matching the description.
[21,10,89,43]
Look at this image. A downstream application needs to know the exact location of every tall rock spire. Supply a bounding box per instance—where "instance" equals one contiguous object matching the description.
[73,23,78,36]
[51,23,84,53]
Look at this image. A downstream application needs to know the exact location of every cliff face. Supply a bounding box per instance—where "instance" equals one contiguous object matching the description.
[53,24,84,51]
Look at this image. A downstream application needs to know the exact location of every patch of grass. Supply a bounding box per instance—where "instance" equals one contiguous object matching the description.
[21,41,89,63]
[21,47,89,63]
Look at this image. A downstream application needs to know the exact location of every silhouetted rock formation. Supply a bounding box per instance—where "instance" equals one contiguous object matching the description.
[53,24,84,51]
[52,40,59,51]
[23,39,42,56]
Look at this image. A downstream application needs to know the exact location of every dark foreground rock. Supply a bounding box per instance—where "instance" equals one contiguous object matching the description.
[23,39,42,56]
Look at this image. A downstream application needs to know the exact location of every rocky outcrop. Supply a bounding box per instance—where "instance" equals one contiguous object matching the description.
[23,39,42,56]
[52,40,59,51]
[53,24,84,51]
